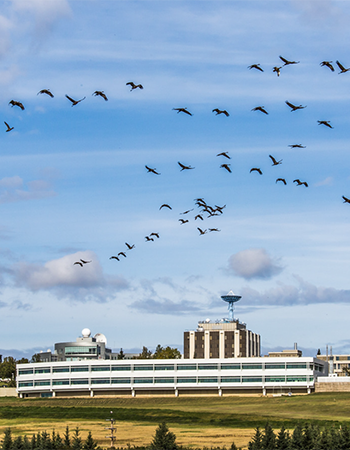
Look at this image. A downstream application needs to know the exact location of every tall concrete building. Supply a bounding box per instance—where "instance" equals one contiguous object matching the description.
[184,291,260,359]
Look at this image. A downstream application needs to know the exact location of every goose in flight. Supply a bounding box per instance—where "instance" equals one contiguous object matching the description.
[74,261,83,267]
[126,82,143,90]
[125,243,135,250]
[159,203,172,210]
[110,256,120,261]
[209,228,220,232]
[248,64,263,72]
[269,155,282,166]
[285,101,306,111]
[179,218,189,224]
[216,152,231,159]
[65,95,86,106]
[145,165,160,175]
[342,196,350,204]
[293,179,308,187]
[145,236,154,242]
[150,232,160,239]
[180,209,194,215]
[197,227,207,235]
[9,100,24,110]
[212,108,229,117]
[173,107,192,116]
[80,259,92,264]
[195,214,203,221]
[118,252,127,258]
[252,106,268,115]
[279,56,299,65]
[273,66,282,77]
[220,163,232,173]
[276,178,287,185]
[37,89,54,98]
[320,61,334,72]
[4,122,13,132]
[250,168,263,175]
[93,91,108,101]
[318,120,333,129]
[289,144,306,148]
[336,60,350,73]
[178,162,194,171]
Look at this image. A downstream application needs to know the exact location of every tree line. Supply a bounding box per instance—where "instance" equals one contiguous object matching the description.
[5,421,349,450]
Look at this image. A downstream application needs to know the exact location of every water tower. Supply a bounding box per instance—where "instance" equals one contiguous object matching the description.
[221,290,241,321]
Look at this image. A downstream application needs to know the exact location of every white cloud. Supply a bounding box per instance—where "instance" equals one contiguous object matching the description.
[0,176,56,204]
[228,248,283,280]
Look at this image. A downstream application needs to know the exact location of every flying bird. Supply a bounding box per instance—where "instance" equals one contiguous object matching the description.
[251,106,268,115]
[276,178,287,185]
[220,164,232,173]
[178,162,194,171]
[250,168,263,175]
[74,261,83,267]
[289,144,306,148]
[118,252,127,258]
[4,122,13,132]
[293,179,308,187]
[110,256,120,261]
[159,203,172,210]
[125,243,135,250]
[179,219,189,224]
[126,82,143,90]
[279,56,300,65]
[273,66,282,77]
[9,100,24,110]
[145,236,154,242]
[93,91,108,101]
[173,107,192,116]
[208,228,220,232]
[318,120,333,129]
[342,196,350,204]
[197,227,207,235]
[195,214,204,221]
[212,108,229,117]
[65,95,86,106]
[180,209,194,215]
[285,101,306,111]
[248,64,264,72]
[80,259,92,264]
[269,155,282,166]
[336,60,350,74]
[37,89,54,98]
[145,165,160,174]
[150,232,160,239]
[216,152,231,159]
[320,61,334,72]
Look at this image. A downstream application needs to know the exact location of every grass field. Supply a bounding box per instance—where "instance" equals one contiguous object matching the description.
[1,393,350,448]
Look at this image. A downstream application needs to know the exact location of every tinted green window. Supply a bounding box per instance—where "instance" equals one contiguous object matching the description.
[71,379,89,385]
[155,378,174,383]
[53,367,69,373]
[111,378,130,384]
[91,378,110,384]
[177,365,196,371]
[52,380,69,386]
[133,378,153,384]
[265,377,285,383]
[221,364,240,370]
[242,364,262,370]
[18,369,34,375]
[287,376,307,382]
[134,365,153,371]
[18,381,33,387]
[177,377,196,383]
[91,366,110,372]
[198,377,217,383]
[71,366,89,372]
[242,377,262,383]
[34,368,51,374]
[154,365,174,371]
[221,377,240,383]
[35,380,50,386]
[198,364,218,370]
[111,365,131,371]
[286,363,307,369]
[265,364,285,370]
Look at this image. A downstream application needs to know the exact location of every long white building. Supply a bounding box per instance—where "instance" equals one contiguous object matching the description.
[17,357,327,398]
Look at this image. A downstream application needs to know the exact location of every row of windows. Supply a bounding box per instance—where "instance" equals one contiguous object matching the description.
[19,362,316,376]
[18,375,311,388]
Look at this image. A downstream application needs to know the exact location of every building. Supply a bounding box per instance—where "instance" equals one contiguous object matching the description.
[317,353,350,376]
[184,291,260,359]
[267,344,302,358]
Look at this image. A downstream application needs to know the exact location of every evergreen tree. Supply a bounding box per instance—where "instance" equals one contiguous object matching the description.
[275,425,290,450]
[72,428,82,450]
[63,427,70,450]
[83,432,100,450]
[249,427,263,450]
[330,426,340,450]
[22,436,31,450]
[262,422,275,450]
[229,442,238,450]
[150,423,177,450]
[339,424,350,450]
[41,431,51,450]
[30,434,36,450]
[2,428,13,450]
[318,428,331,450]
[291,423,303,450]
[11,436,24,450]
[301,424,314,450]
[117,349,125,360]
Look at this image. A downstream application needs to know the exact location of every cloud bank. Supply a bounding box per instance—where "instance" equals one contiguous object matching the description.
[228,248,283,280]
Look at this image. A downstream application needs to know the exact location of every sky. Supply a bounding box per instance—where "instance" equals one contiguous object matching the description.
[1,0,350,360]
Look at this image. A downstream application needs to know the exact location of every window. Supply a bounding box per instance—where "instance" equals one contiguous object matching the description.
[35,368,51,374]
[221,364,240,370]
[177,377,196,383]
[53,367,69,373]
[177,364,196,371]
[111,365,131,371]
[287,376,307,382]
[134,365,153,371]
[34,380,50,386]
[111,378,130,384]
[71,366,89,372]
[41,392,53,398]
[71,379,89,385]
[198,364,218,370]
[91,378,110,384]
[286,363,307,369]
[18,381,33,387]
[155,365,174,371]
[242,364,262,370]
[52,380,69,386]
[65,347,97,355]
[91,366,110,372]
[265,377,285,383]
[18,369,34,375]
[242,377,262,383]
[221,377,240,383]
[265,364,285,370]
[198,377,218,383]
[155,378,174,384]
[133,378,153,384]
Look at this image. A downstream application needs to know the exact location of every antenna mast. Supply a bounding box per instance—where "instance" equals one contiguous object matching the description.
[105,411,117,449]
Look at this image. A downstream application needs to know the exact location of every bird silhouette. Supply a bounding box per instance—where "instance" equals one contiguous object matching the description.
[178,162,194,171]
[342,196,350,204]
[289,144,306,148]
[145,236,154,241]
[293,179,308,187]
[93,91,108,101]
[220,164,232,173]
[276,178,287,185]
[65,95,86,106]
[248,64,263,72]
[159,204,172,210]
[252,106,268,115]
[80,259,92,264]
[179,219,189,224]
[195,214,204,221]
[273,66,282,76]
[37,89,54,97]
[110,256,120,261]
[285,101,306,111]
[9,100,24,110]
[336,61,350,73]
[320,61,334,72]
[150,232,160,238]
[209,228,220,232]
[125,242,135,250]
[173,107,192,116]
[74,261,83,267]
[197,227,207,235]
[4,122,13,132]
[269,155,282,166]
[250,168,263,175]
[180,209,193,215]
[118,252,127,258]
[145,165,160,175]
[279,56,299,65]
[212,108,229,117]
[126,82,143,90]
[318,120,333,129]
[216,152,231,159]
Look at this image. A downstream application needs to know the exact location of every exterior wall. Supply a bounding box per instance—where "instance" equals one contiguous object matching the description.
[317,354,350,376]
[17,357,327,398]
[0,388,16,397]
[315,376,350,392]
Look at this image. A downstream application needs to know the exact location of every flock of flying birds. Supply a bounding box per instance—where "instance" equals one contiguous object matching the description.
[3,56,350,269]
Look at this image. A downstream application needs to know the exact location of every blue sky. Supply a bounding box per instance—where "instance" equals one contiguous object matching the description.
[1,0,350,359]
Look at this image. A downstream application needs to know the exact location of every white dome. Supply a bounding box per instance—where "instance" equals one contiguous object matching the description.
[94,333,107,345]
[82,328,91,338]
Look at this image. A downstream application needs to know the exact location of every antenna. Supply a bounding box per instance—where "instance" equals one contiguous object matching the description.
[105,411,117,449]
[221,290,241,321]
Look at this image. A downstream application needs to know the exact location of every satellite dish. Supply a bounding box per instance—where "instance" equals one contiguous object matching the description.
[94,333,107,345]
[82,328,91,338]
[205,318,210,323]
